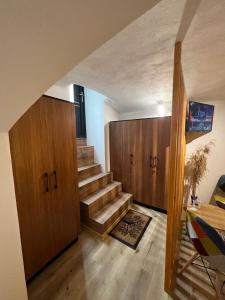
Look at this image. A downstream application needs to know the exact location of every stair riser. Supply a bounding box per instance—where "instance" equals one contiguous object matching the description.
[82,197,131,234]
[78,165,101,181]
[77,146,94,167]
[76,138,87,146]
[102,199,130,233]
[90,184,122,217]
[79,173,113,200]
[81,183,122,218]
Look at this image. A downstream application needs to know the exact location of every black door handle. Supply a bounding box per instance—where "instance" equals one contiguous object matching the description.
[150,155,153,168]
[53,170,58,189]
[44,172,49,192]
[130,154,133,165]
[154,156,159,168]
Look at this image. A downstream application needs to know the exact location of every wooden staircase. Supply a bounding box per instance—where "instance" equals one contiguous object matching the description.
[77,138,132,236]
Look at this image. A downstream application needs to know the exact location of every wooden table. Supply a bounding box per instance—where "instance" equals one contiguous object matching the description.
[187,203,225,232]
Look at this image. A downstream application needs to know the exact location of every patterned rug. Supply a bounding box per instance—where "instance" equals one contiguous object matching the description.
[110,209,152,249]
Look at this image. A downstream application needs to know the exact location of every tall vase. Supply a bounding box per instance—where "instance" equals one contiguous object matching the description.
[191,195,200,207]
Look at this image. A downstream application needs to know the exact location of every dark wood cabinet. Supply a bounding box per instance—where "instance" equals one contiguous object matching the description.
[9,96,80,280]
[110,117,170,211]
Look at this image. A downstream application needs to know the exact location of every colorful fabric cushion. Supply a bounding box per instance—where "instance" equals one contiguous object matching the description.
[216,229,225,242]
[214,194,225,210]
[187,211,225,257]
[217,175,225,192]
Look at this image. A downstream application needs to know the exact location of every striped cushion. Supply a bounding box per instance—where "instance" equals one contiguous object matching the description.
[214,194,225,210]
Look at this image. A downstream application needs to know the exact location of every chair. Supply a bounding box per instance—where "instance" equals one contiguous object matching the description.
[214,195,225,210]
[212,175,225,210]
[179,211,225,298]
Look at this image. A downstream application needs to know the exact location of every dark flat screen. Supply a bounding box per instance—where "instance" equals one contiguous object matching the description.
[186,101,214,132]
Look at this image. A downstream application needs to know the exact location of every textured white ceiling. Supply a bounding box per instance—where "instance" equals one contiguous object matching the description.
[60,0,186,113]
[59,0,225,114]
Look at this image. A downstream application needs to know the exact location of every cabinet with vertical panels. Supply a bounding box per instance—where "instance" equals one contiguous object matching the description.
[9,95,79,280]
[109,117,170,211]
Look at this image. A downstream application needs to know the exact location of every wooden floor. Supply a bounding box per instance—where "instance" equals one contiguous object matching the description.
[28,204,171,300]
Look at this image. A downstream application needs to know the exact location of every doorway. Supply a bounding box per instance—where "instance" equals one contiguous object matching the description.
[74,84,86,138]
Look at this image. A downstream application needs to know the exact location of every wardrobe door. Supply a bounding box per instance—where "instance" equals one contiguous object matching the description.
[122,120,137,193]
[110,121,124,183]
[9,99,55,280]
[133,119,155,205]
[45,97,79,254]
[140,117,170,210]
[129,120,143,199]
[154,117,171,210]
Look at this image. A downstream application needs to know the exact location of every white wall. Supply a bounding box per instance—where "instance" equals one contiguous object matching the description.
[186,100,225,203]
[104,101,119,172]
[0,133,27,300]
[85,88,106,171]
[45,83,74,102]
[85,90,119,172]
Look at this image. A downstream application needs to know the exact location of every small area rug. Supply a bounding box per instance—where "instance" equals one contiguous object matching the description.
[110,209,152,249]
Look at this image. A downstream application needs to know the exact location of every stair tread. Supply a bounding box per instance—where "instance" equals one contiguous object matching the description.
[78,164,100,172]
[91,193,131,224]
[79,172,111,188]
[81,181,121,205]
[77,145,93,149]
[76,138,87,146]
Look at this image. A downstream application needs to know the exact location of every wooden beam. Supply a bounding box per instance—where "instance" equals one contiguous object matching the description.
[176,0,202,42]
[164,41,188,294]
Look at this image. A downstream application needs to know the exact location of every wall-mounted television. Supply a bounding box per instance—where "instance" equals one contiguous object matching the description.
[186,101,214,132]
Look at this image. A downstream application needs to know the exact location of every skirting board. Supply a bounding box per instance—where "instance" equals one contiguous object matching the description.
[26,238,79,283]
[133,200,167,214]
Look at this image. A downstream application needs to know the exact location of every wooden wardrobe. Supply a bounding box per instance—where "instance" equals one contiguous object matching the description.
[110,117,171,211]
[9,95,80,280]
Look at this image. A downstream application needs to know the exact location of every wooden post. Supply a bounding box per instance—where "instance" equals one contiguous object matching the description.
[164,41,187,294]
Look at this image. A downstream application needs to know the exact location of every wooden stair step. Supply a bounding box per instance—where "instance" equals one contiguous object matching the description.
[77,145,91,149]
[92,193,131,224]
[78,163,101,181]
[87,193,132,234]
[81,181,122,217]
[76,138,87,146]
[77,146,94,168]
[79,172,113,200]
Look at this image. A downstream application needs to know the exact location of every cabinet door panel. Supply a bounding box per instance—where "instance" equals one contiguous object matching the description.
[130,120,145,201]
[140,117,170,210]
[135,119,154,205]
[10,100,55,280]
[122,120,137,193]
[110,120,138,194]
[45,98,79,254]
[154,117,171,210]
[110,118,170,211]
[110,122,124,183]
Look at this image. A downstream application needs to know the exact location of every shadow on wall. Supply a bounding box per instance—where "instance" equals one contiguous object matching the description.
[186,131,208,144]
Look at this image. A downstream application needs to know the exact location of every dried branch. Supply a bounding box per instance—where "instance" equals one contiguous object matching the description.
[185,141,214,198]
